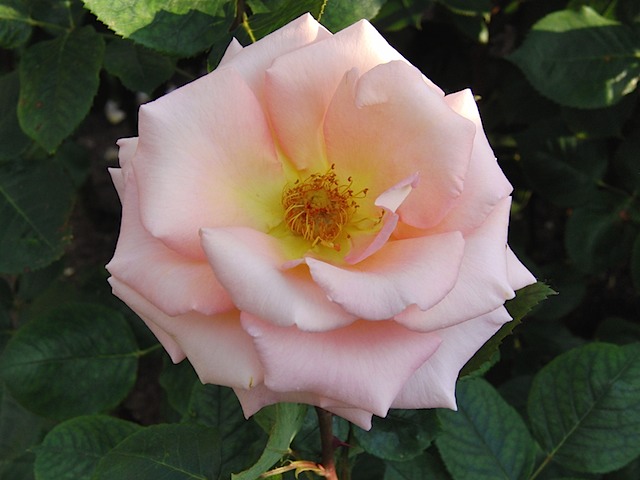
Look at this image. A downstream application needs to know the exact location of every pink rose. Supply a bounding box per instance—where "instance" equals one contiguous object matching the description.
[107,14,535,429]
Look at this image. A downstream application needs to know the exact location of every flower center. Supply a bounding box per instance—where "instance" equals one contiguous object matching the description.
[282,165,366,250]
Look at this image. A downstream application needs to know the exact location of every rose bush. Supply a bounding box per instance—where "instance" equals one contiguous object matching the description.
[107,14,536,429]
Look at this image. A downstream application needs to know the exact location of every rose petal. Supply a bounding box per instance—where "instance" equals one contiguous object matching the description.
[264,19,405,171]
[219,14,331,101]
[507,247,537,290]
[426,89,513,234]
[233,383,376,430]
[395,197,515,332]
[106,168,233,317]
[306,231,464,321]
[109,277,263,389]
[134,67,284,259]
[392,307,512,409]
[241,313,441,417]
[116,137,137,170]
[324,61,476,229]
[218,38,243,66]
[200,227,357,331]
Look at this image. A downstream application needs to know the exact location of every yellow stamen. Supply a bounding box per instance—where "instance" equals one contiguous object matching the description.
[282,165,367,250]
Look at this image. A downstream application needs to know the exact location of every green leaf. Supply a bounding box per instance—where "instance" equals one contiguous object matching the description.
[565,193,635,273]
[34,415,141,480]
[508,6,640,109]
[182,383,266,478]
[0,303,138,419]
[232,403,307,480]
[0,159,75,274]
[436,378,537,480]
[104,37,175,94]
[517,123,609,207]
[354,409,439,461]
[0,0,32,48]
[373,0,432,31]
[0,71,31,160]
[159,358,199,417]
[82,0,231,57]
[460,282,556,377]
[321,0,386,32]
[0,383,50,479]
[93,423,219,480]
[528,342,640,474]
[384,452,451,480]
[18,26,104,152]
[240,0,326,41]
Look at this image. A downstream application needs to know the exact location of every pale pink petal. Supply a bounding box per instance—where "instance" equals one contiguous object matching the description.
[345,209,398,265]
[109,277,263,389]
[134,67,284,259]
[200,227,357,331]
[423,90,513,235]
[218,38,243,66]
[233,384,375,430]
[507,247,537,290]
[264,19,406,171]
[392,307,512,409]
[116,137,137,170]
[306,231,464,321]
[241,314,442,417]
[106,169,233,316]
[345,172,416,264]
[395,197,515,332]
[324,61,476,229]
[219,14,332,101]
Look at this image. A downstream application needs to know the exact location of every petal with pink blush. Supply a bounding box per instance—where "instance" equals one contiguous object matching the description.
[392,307,512,409]
[324,61,476,229]
[106,170,233,317]
[264,19,405,171]
[507,247,537,290]
[134,67,284,260]
[109,277,263,390]
[395,197,515,332]
[200,227,357,331]
[241,313,442,417]
[306,231,464,321]
[424,90,513,235]
[233,384,376,430]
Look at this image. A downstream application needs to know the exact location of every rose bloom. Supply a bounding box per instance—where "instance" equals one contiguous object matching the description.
[107,14,535,429]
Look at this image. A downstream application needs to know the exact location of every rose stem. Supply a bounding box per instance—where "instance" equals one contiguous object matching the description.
[315,407,339,480]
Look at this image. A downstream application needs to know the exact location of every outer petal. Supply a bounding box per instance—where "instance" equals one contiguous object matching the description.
[233,384,376,430]
[218,14,332,101]
[324,62,476,229]
[241,313,441,417]
[425,90,513,235]
[392,307,512,409]
[395,197,515,332]
[134,67,284,259]
[109,278,263,390]
[264,19,406,171]
[200,227,357,331]
[106,167,233,317]
[507,247,537,290]
[305,231,464,321]
[116,137,137,171]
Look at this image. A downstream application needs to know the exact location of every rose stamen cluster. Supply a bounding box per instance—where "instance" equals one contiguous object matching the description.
[282,165,367,251]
